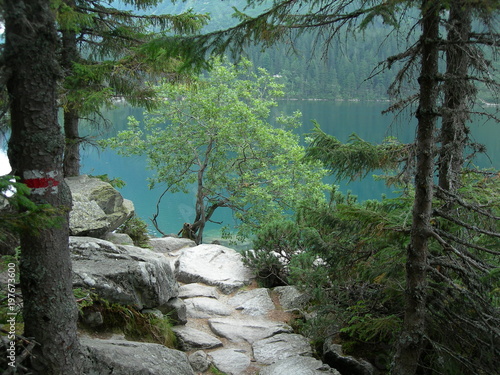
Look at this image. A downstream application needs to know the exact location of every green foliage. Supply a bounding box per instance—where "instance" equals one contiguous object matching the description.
[247,169,499,374]
[208,365,228,375]
[103,58,327,240]
[306,123,411,183]
[0,175,63,247]
[54,0,211,113]
[340,301,401,345]
[117,215,151,248]
[242,248,289,287]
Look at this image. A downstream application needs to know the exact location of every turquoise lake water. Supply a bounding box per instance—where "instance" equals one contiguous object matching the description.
[1,101,497,241]
[78,101,498,240]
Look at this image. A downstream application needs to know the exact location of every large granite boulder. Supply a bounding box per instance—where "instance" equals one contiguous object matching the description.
[81,337,195,375]
[66,175,134,237]
[70,236,178,310]
[175,244,254,294]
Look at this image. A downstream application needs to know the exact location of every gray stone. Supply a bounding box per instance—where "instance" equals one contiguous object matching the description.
[70,236,178,310]
[104,232,134,246]
[70,199,110,237]
[273,285,311,310]
[188,350,211,372]
[209,348,251,375]
[67,175,134,237]
[172,326,223,351]
[260,356,339,375]
[228,288,275,316]
[323,338,375,375]
[178,283,220,299]
[159,297,187,325]
[175,244,254,294]
[185,297,233,318]
[81,337,195,375]
[253,333,313,365]
[208,317,292,344]
[149,237,196,253]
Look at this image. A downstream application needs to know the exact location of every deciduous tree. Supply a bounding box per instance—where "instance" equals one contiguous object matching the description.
[104,58,327,243]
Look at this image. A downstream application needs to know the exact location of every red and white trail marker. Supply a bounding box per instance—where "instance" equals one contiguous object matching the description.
[23,170,60,195]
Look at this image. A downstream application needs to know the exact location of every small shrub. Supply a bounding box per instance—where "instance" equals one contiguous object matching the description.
[242,249,288,287]
[245,220,312,287]
[117,215,151,248]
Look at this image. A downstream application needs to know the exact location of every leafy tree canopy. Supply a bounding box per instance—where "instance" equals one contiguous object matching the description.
[103,58,328,242]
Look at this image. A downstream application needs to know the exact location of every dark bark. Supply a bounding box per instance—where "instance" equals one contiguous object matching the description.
[391,1,440,374]
[61,3,82,177]
[63,108,81,177]
[438,0,473,193]
[5,0,84,373]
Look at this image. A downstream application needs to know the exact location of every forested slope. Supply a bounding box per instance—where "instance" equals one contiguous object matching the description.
[153,0,496,101]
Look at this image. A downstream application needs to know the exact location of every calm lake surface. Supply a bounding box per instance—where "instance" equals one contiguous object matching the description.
[78,101,498,239]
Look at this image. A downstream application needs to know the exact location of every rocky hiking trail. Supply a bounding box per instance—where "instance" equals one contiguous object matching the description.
[157,241,339,375]
[61,176,373,375]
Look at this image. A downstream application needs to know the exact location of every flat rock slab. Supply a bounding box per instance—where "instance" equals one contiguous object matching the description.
[208,317,292,344]
[184,297,233,318]
[253,333,313,365]
[81,337,195,375]
[175,244,254,294]
[179,283,220,299]
[149,237,196,253]
[259,355,340,375]
[228,288,275,316]
[171,326,223,351]
[209,348,251,375]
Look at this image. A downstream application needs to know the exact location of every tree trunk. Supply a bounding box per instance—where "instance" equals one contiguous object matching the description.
[392,1,440,374]
[63,108,81,177]
[61,9,82,177]
[438,0,472,193]
[5,0,84,373]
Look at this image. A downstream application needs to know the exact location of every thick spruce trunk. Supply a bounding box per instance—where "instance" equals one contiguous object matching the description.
[439,1,472,193]
[391,1,440,374]
[5,0,84,373]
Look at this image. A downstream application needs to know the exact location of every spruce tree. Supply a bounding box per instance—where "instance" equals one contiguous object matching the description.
[56,0,209,176]
[4,0,84,372]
